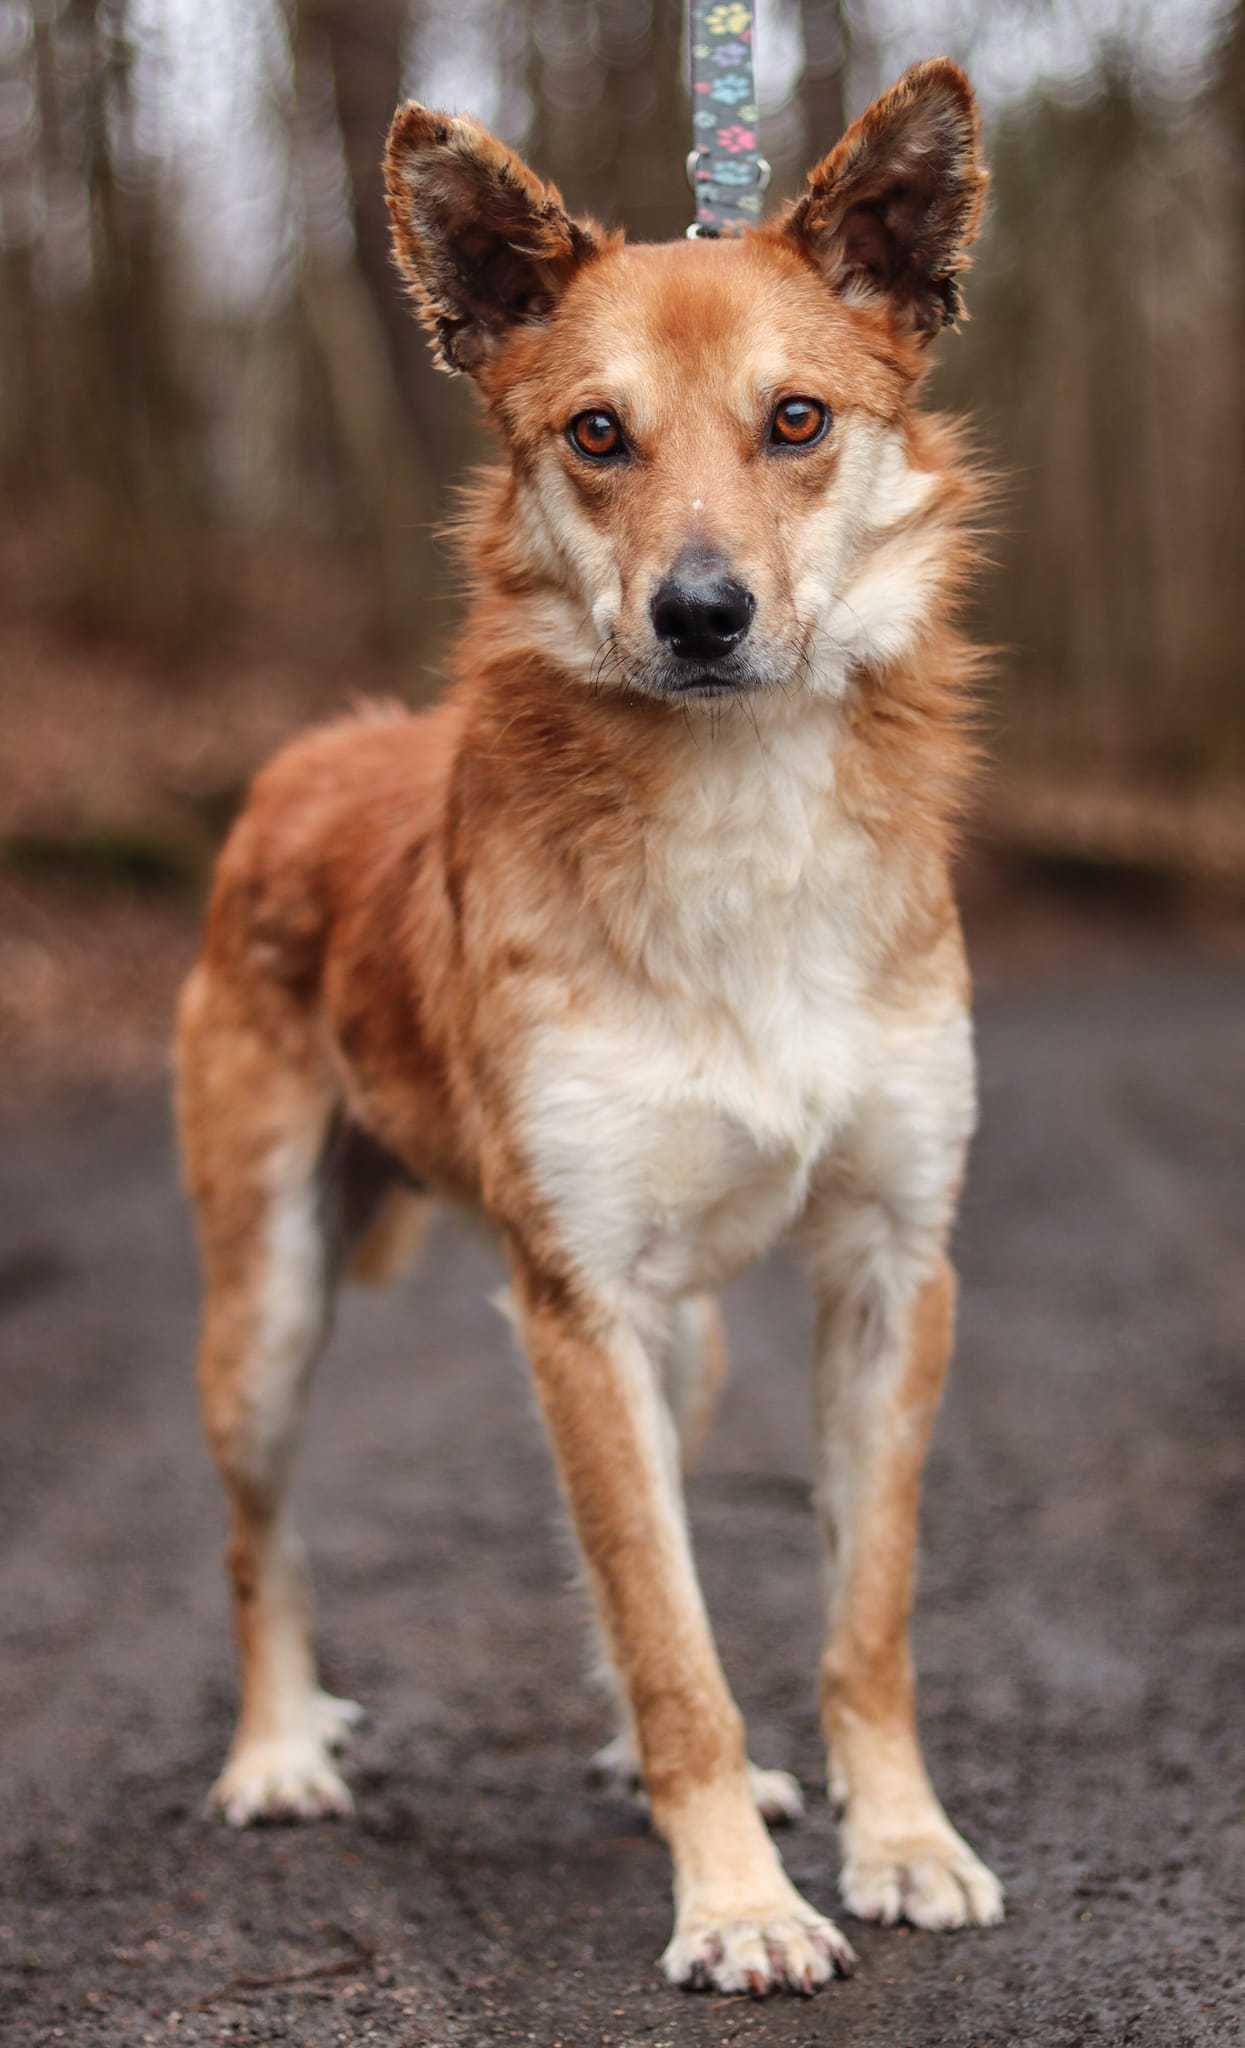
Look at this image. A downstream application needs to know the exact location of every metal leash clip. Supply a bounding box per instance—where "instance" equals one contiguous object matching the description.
[685,148,772,193]
[685,148,771,238]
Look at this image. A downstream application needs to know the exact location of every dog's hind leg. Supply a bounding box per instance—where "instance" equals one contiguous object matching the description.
[663,1293,728,1472]
[589,1295,804,1827]
[176,965,361,1824]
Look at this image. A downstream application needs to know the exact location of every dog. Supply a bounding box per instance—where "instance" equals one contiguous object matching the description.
[175,57,1002,1999]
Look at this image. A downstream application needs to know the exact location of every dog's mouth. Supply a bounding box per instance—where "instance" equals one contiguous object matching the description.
[643,651,771,703]
[670,671,741,698]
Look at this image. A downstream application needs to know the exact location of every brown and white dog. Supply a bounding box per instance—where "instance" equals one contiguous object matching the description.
[176,58,1002,1998]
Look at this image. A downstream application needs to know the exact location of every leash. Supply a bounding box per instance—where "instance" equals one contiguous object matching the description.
[686,1,771,237]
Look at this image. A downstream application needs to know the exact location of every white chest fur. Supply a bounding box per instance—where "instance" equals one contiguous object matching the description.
[519,711,930,1303]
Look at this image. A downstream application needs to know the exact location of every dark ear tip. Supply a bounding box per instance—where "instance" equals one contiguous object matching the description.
[384,101,456,174]
[893,58,982,148]
[901,56,977,108]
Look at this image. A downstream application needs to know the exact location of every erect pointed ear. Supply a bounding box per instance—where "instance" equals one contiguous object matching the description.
[779,59,987,341]
[383,104,599,376]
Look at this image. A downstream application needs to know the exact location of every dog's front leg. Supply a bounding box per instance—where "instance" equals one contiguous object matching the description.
[511,1254,854,1997]
[590,1295,804,1828]
[807,1228,1004,1930]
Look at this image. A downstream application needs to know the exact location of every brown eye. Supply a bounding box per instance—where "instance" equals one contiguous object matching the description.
[568,409,625,460]
[770,397,829,449]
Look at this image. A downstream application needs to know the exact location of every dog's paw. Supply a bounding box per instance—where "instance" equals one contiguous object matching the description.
[309,1689,365,1752]
[587,1731,637,1791]
[590,1737,804,1828]
[211,1734,355,1826]
[662,1905,855,1997]
[840,1822,1003,1930]
[747,1764,805,1827]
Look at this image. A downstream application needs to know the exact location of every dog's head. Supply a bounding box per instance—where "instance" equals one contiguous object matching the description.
[385,61,986,704]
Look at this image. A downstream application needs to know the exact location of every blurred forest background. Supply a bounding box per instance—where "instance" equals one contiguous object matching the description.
[1,0,1243,1090]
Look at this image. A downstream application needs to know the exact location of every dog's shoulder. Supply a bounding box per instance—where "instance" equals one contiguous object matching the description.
[203,698,464,992]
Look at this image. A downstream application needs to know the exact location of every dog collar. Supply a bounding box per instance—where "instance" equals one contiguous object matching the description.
[687,1,771,238]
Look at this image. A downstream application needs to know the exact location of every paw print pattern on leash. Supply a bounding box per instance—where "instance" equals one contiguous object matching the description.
[689,0,766,233]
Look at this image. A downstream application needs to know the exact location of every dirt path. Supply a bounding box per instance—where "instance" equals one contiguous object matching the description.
[2,943,1243,2046]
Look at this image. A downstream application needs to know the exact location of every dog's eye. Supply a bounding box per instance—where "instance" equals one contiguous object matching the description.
[770,398,829,450]
[568,410,626,461]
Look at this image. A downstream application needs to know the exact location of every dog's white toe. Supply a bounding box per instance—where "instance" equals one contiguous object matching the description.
[587,1731,636,1787]
[662,1905,854,1997]
[841,1825,1003,1930]
[211,1736,355,1826]
[747,1764,804,1826]
[309,1689,365,1752]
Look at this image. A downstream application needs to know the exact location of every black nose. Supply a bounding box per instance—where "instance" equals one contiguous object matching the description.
[651,568,755,662]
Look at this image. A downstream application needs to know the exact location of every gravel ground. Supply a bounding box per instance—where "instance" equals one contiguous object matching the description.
[1,937,1243,2047]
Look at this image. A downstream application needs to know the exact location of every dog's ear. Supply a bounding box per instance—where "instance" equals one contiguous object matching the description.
[779,59,986,341]
[384,104,598,375]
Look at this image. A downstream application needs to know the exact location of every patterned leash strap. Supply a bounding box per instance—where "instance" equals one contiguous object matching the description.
[687,1,770,237]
